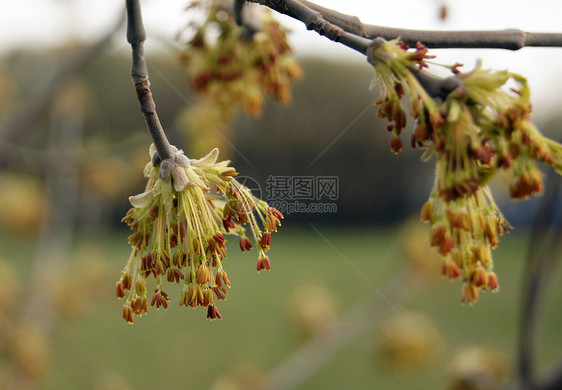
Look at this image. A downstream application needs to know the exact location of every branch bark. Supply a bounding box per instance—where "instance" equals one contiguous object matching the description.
[126,0,174,161]
[249,0,461,101]
[254,0,562,51]
[250,0,371,55]
[297,0,562,50]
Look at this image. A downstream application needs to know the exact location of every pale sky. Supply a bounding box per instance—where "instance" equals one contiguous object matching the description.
[2,0,562,118]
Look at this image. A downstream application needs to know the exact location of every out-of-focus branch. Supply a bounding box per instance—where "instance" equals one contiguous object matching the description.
[537,356,562,390]
[255,268,418,390]
[8,88,85,390]
[297,0,562,50]
[126,0,174,161]
[517,167,562,389]
[0,12,125,159]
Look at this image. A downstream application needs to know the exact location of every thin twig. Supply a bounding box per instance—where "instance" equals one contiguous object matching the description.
[126,0,174,161]
[297,0,562,50]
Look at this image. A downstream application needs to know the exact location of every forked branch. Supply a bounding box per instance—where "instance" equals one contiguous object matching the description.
[247,0,460,100]
[259,0,562,50]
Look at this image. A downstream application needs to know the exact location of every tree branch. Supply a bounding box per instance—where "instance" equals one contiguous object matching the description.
[537,356,562,390]
[517,168,562,389]
[297,0,562,50]
[249,0,461,101]
[126,0,174,161]
[250,0,371,55]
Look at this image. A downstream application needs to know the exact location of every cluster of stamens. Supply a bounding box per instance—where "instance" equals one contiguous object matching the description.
[117,145,283,322]
[180,0,302,118]
[368,38,562,304]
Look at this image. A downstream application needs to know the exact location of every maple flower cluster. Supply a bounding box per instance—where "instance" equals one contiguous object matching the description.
[117,145,283,322]
[180,0,302,118]
[368,38,562,304]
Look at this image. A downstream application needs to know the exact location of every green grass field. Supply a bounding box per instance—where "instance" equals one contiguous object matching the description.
[2,224,561,390]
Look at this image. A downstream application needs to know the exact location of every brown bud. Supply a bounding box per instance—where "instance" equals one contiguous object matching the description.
[439,235,454,255]
[155,260,166,276]
[471,264,489,289]
[169,234,178,248]
[179,289,188,307]
[196,264,212,285]
[115,282,125,298]
[269,207,284,220]
[187,284,198,307]
[121,208,135,224]
[488,272,499,292]
[221,271,231,287]
[221,169,238,181]
[259,232,272,251]
[122,304,134,324]
[441,259,461,279]
[206,304,222,320]
[461,283,479,305]
[394,83,405,98]
[239,237,253,252]
[173,251,183,268]
[257,255,271,272]
[222,217,236,233]
[213,287,227,300]
[122,273,132,290]
[213,232,225,245]
[135,279,146,296]
[430,226,447,248]
[203,288,214,307]
[192,237,202,255]
[390,134,403,154]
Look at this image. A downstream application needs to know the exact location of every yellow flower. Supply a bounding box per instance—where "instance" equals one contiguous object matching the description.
[117,145,283,322]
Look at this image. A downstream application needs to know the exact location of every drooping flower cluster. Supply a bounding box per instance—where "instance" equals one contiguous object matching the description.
[117,145,283,322]
[368,38,562,304]
[180,0,302,118]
